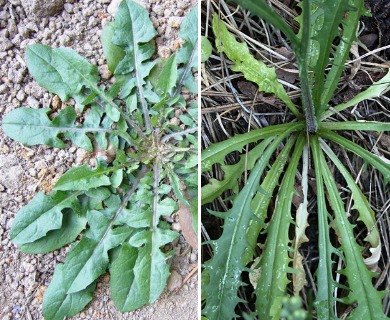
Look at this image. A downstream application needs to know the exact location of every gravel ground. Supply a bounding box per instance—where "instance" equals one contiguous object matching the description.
[0,0,198,319]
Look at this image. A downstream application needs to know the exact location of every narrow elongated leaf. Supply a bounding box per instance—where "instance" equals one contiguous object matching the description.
[319,129,390,183]
[321,70,390,120]
[231,0,299,49]
[10,191,81,245]
[308,1,352,108]
[244,135,297,264]
[320,121,390,132]
[20,209,87,254]
[319,0,365,110]
[255,134,305,320]
[212,14,300,118]
[54,164,114,191]
[310,136,338,319]
[320,139,381,268]
[202,122,304,172]
[319,143,388,319]
[203,130,297,320]
[293,144,309,295]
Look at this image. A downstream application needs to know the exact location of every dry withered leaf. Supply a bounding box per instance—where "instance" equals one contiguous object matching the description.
[177,203,198,249]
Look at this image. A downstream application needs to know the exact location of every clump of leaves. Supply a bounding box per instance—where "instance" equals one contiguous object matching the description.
[201,0,389,319]
[2,1,198,319]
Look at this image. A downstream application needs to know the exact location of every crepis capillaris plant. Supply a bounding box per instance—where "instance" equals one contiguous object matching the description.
[201,0,390,319]
[2,1,198,319]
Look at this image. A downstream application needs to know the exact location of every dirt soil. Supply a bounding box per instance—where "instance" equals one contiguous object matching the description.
[0,0,198,319]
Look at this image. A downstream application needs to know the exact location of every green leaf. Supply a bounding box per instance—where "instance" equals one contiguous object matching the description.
[155,54,178,97]
[110,243,139,311]
[166,163,190,206]
[319,129,390,184]
[320,139,381,267]
[319,0,365,110]
[112,0,157,129]
[321,70,390,120]
[254,134,305,320]
[101,22,126,73]
[10,191,81,245]
[307,1,353,109]
[2,107,93,150]
[113,228,178,311]
[42,264,96,320]
[310,136,338,319]
[212,14,300,118]
[54,164,113,191]
[203,130,298,320]
[19,209,87,254]
[201,122,304,172]
[201,36,212,62]
[26,44,99,106]
[201,137,273,205]
[231,0,299,49]
[319,139,388,319]
[320,121,390,132]
[176,6,198,93]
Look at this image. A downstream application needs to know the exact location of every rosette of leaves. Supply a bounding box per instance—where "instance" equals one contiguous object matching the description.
[1,1,198,319]
[201,0,389,319]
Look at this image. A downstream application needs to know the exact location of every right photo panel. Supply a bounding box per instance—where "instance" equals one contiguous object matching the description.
[201,0,390,319]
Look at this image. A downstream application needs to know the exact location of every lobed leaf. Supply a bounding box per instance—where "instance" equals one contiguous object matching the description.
[254,134,305,320]
[319,141,388,319]
[212,14,300,118]
[201,137,273,205]
[111,0,157,129]
[244,134,298,265]
[320,139,381,269]
[112,228,178,311]
[2,107,92,150]
[202,130,297,320]
[101,22,125,73]
[310,136,339,319]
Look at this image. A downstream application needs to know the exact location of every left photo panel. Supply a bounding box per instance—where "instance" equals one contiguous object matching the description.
[0,0,199,319]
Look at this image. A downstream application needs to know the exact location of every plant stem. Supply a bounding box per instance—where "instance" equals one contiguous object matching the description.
[299,0,317,134]
[93,94,148,141]
[160,127,198,143]
[173,38,198,97]
[98,165,150,247]
[152,157,160,232]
